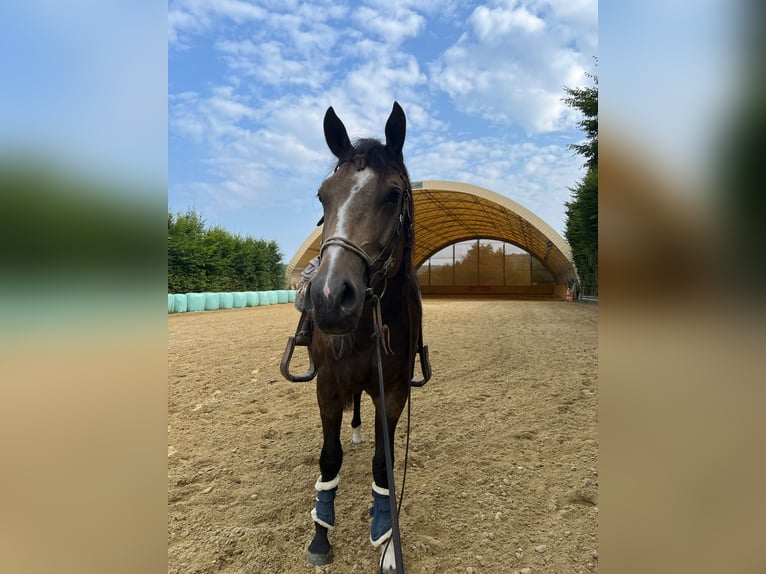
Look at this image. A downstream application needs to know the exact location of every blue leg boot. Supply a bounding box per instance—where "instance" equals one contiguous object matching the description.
[307,475,339,566]
[369,481,393,548]
[310,474,339,530]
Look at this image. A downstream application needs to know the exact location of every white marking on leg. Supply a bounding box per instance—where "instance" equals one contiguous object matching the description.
[351,424,363,444]
[379,541,397,572]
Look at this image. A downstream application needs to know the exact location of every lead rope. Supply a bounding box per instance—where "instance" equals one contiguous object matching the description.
[371,296,406,574]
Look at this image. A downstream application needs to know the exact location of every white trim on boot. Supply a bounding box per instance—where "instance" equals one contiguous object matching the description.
[314,474,340,491]
[370,480,393,548]
[310,473,339,530]
[370,528,393,548]
[371,481,389,496]
[310,508,335,530]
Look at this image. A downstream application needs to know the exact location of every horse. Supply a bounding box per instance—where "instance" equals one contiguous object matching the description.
[301,102,423,572]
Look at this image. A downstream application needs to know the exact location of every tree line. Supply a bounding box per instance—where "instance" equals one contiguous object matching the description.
[168,209,284,293]
[563,67,598,296]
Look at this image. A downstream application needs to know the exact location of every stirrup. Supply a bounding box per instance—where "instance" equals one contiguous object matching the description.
[410,342,431,387]
[280,336,317,382]
[280,311,318,383]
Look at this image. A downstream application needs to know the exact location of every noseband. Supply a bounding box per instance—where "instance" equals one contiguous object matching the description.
[318,159,413,301]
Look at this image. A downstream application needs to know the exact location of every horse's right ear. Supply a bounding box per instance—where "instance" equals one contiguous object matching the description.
[324,106,352,160]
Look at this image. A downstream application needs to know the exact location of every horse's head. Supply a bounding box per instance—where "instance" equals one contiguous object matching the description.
[307,102,412,335]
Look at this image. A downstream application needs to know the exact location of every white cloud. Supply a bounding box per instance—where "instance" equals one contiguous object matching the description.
[169,0,268,47]
[345,54,428,121]
[169,92,207,143]
[429,0,596,134]
[170,86,340,221]
[207,91,257,122]
[172,86,260,146]
[406,134,582,232]
[352,5,426,45]
[212,0,268,22]
[170,0,350,48]
[472,4,545,39]
[216,40,330,88]
[358,0,459,16]
[267,3,347,50]
[545,0,598,27]
[168,9,204,45]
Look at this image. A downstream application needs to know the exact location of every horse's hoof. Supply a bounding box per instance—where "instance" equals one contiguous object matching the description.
[306,549,333,566]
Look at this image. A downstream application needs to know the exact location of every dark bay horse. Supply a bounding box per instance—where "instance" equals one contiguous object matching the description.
[303,102,422,572]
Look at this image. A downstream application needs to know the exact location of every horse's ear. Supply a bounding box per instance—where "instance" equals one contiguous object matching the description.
[385,101,406,159]
[324,106,352,160]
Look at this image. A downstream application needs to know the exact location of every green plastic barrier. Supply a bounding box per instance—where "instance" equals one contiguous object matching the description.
[186,293,205,312]
[168,294,175,314]
[174,293,187,313]
[277,290,289,304]
[287,290,296,303]
[232,292,247,308]
[246,291,259,306]
[219,292,234,309]
[204,292,220,310]
[267,290,278,305]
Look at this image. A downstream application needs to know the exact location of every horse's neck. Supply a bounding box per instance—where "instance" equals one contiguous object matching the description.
[376,262,417,314]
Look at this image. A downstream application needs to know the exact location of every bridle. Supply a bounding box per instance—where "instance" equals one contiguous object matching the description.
[317,156,413,303]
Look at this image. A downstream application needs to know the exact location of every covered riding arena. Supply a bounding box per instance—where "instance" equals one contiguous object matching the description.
[286,180,578,299]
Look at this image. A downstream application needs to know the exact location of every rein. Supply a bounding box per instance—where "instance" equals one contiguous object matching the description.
[370,291,407,574]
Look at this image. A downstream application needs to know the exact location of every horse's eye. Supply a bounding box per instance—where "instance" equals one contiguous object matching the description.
[387,187,401,204]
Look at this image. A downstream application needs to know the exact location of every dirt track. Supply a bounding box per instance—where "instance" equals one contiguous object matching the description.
[168,298,598,574]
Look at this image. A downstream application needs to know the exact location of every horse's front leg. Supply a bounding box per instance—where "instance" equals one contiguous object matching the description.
[306,392,344,566]
[370,388,408,572]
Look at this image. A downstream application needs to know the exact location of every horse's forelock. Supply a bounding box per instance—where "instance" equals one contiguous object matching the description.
[336,138,405,177]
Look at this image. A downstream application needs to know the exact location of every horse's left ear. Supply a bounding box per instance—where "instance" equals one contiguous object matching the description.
[385,101,406,159]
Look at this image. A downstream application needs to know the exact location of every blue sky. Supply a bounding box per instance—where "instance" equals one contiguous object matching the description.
[169,0,598,262]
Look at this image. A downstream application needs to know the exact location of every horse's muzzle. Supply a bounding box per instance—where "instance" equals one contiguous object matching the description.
[308,270,364,335]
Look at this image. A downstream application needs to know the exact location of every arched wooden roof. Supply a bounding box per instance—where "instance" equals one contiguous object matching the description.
[285,180,577,287]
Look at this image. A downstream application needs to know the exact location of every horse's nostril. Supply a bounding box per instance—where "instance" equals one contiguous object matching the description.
[339,282,356,310]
